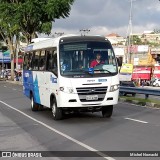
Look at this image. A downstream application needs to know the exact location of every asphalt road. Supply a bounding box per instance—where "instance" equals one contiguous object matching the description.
[1,81,160,160]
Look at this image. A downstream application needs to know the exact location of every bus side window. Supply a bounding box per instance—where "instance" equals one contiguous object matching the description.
[46,49,58,75]
[23,53,29,70]
[39,50,46,71]
[52,50,57,71]
[46,51,52,70]
[32,51,40,70]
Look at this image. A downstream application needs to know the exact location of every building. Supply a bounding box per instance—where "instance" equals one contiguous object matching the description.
[105,33,126,46]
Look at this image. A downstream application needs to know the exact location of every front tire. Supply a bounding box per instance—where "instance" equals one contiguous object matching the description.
[30,94,39,111]
[155,83,159,87]
[102,105,113,118]
[51,99,63,120]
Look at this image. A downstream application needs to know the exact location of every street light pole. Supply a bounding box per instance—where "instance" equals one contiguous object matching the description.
[126,0,136,63]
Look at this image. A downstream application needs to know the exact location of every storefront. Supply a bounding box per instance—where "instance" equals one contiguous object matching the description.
[0,50,23,69]
[0,50,11,69]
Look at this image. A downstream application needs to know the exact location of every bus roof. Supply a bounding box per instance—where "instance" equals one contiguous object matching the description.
[25,34,110,52]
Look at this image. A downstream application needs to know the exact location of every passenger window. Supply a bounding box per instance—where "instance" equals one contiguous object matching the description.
[46,49,58,76]
[32,51,40,70]
[39,51,46,71]
[29,53,34,70]
[23,53,29,70]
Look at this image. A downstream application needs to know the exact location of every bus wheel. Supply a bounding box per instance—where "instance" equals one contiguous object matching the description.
[102,105,113,118]
[30,94,39,111]
[51,100,63,120]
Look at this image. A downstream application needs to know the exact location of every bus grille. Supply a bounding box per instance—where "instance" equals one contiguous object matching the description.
[76,86,108,102]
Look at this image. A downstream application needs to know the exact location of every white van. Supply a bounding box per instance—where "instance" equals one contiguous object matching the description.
[23,35,120,120]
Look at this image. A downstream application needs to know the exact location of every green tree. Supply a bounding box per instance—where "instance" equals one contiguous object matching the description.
[0,0,74,43]
[131,35,142,45]
[0,0,75,80]
[0,4,21,80]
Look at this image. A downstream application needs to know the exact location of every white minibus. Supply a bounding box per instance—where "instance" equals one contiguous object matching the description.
[23,35,120,120]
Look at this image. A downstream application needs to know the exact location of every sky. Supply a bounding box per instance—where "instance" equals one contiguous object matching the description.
[50,0,160,38]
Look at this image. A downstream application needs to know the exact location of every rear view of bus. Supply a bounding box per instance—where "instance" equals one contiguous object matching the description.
[23,35,120,120]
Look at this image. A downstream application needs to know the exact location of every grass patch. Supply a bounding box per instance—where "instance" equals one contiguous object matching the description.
[120,96,160,105]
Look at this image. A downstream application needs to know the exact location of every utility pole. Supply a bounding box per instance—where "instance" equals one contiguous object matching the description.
[80,29,90,36]
[126,0,136,63]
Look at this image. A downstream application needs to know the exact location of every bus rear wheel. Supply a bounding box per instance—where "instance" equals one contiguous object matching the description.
[30,94,39,111]
[51,99,63,120]
[102,105,113,118]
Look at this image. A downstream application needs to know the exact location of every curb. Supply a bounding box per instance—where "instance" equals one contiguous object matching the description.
[119,97,160,108]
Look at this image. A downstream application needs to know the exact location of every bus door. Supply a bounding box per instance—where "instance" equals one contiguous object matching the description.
[37,50,47,106]
[45,49,58,108]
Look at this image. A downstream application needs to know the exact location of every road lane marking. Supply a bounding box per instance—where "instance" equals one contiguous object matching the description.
[0,100,115,160]
[125,118,148,124]
[12,88,17,91]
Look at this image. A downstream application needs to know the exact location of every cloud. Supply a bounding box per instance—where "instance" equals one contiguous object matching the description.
[52,0,160,37]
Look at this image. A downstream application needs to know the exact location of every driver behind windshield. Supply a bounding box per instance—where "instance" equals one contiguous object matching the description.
[90,53,104,68]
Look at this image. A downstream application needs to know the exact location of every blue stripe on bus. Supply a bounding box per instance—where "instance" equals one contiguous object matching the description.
[23,70,41,104]
[33,75,41,104]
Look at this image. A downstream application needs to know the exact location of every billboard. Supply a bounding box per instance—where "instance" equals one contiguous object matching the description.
[127,45,149,53]
[0,50,11,63]
[137,45,149,52]
[119,63,133,81]
[114,47,125,56]
[132,67,151,80]
[120,63,133,74]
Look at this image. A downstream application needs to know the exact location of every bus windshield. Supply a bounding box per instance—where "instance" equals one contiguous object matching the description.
[59,41,118,77]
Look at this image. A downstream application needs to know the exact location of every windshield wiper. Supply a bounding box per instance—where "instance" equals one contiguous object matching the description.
[94,69,114,75]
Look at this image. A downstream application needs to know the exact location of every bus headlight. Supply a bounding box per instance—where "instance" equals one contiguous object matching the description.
[110,84,119,92]
[59,87,74,93]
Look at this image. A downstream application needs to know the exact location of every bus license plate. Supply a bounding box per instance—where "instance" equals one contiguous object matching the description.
[86,95,98,100]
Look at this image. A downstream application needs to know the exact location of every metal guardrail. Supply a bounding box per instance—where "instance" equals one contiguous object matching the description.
[119,86,160,99]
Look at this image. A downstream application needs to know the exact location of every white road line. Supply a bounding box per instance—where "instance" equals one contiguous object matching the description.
[4,86,7,88]
[0,100,115,160]
[125,118,148,124]
[12,88,17,91]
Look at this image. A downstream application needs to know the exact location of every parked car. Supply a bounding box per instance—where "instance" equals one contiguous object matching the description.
[119,81,136,96]
[152,78,160,87]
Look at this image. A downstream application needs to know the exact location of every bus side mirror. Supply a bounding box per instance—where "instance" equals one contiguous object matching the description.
[116,57,122,67]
